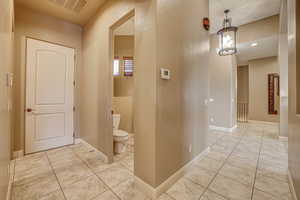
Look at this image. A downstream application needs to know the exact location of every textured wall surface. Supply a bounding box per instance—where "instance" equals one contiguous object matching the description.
[82,0,210,187]
[82,0,158,184]
[155,0,210,186]
[0,0,13,198]
[248,57,280,123]
[113,96,133,133]
[279,0,289,137]
[209,35,237,129]
[288,0,300,198]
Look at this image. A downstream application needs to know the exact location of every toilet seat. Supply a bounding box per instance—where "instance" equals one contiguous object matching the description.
[113,130,129,144]
[113,130,129,137]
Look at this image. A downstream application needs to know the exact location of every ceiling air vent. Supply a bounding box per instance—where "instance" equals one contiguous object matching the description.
[48,0,87,13]
[73,0,87,13]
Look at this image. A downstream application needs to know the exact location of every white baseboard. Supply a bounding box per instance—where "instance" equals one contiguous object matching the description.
[279,136,288,142]
[13,150,24,159]
[209,125,237,133]
[74,138,108,163]
[288,170,298,200]
[134,176,157,198]
[135,147,210,199]
[74,138,82,145]
[248,120,279,126]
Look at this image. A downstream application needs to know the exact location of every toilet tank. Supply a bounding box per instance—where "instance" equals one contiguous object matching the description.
[113,114,121,130]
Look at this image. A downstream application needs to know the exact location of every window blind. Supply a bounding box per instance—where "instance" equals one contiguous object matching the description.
[123,56,134,76]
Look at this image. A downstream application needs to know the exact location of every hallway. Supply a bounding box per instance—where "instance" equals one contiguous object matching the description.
[11,122,291,200]
[2,0,300,199]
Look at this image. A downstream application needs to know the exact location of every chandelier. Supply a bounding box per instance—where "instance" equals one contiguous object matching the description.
[217,9,238,56]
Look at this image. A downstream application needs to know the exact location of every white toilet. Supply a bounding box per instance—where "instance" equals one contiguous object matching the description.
[113,114,129,154]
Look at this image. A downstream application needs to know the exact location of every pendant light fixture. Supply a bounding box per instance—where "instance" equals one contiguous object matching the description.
[217,9,238,56]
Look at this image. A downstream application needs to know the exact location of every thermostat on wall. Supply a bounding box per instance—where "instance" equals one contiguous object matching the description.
[160,68,170,80]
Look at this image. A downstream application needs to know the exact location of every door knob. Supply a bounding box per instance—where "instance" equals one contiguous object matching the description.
[26,108,33,112]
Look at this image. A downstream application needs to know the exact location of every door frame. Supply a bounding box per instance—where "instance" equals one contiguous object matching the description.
[108,10,135,162]
[24,37,76,154]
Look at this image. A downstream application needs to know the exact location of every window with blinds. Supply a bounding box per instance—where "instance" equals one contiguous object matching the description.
[123,56,134,76]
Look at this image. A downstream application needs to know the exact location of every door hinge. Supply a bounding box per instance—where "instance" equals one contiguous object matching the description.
[73,132,75,137]
[73,106,75,112]
[73,81,75,86]
[74,54,76,61]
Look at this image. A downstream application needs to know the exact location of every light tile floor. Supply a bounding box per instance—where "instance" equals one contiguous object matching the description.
[11,134,136,200]
[11,124,292,200]
[163,123,292,200]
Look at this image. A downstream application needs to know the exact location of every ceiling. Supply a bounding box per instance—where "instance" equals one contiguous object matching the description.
[15,0,281,29]
[236,36,278,65]
[15,0,108,25]
[114,17,134,36]
[210,0,281,33]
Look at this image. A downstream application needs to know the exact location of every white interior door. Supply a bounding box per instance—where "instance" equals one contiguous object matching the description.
[25,38,74,154]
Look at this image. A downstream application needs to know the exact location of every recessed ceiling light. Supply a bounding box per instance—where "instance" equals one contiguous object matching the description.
[251,43,258,47]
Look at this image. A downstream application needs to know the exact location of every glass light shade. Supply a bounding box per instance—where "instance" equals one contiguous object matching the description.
[217,26,238,56]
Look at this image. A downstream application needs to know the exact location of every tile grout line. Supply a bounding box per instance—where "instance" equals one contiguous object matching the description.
[69,145,123,200]
[119,161,133,173]
[250,126,266,200]
[197,127,248,200]
[166,193,177,200]
[45,152,68,200]
[47,148,105,198]
[252,127,294,200]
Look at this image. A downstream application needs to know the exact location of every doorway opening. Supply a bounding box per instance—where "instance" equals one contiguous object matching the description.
[237,65,249,122]
[110,12,135,170]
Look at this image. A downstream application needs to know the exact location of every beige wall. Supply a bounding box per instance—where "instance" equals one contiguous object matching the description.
[279,0,289,137]
[113,97,133,133]
[82,0,158,186]
[114,35,134,97]
[0,0,14,198]
[231,55,238,125]
[13,5,82,151]
[155,0,210,186]
[209,35,237,129]
[288,0,300,197]
[237,66,249,103]
[238,15,279,44]
[134,0,157,186]
[248,57,280,122]
[82,0,210,188]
